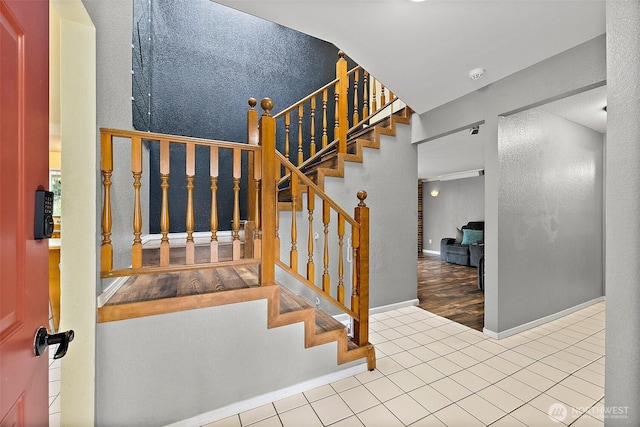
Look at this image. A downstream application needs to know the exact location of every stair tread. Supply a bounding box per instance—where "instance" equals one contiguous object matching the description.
[278,287,345,335]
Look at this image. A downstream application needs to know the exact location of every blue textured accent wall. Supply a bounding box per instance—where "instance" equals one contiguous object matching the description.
[133,0,347,232]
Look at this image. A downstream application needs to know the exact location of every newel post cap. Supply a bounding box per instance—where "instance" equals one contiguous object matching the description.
[357,190,367,207]
[261,98,273,116]
[248,98,257,109]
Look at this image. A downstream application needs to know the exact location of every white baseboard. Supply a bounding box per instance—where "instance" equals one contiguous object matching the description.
[142,230,235,248]
[483,296,605,340]
[166,363,367,427]
[97,276,128,308]
[332,299,420,324]
[422,249,440,255]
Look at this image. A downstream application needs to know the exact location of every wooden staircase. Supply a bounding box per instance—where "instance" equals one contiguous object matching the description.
[278,107,413,207]
[98,51,411,375]
[98,264,374,367]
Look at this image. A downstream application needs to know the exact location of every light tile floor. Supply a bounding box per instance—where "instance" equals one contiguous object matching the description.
[204,302,606,427]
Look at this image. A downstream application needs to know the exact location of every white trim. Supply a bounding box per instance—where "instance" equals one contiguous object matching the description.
[97,276,129,308]
[422,249,440,255]
[166,363,367,427]
[332,299,420,324]
[483,296,605,339]
[142,230,236,248]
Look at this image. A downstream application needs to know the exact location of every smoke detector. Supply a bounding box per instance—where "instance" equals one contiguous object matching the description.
[468,68,485,81]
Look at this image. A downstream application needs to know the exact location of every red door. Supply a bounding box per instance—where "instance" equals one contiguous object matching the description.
[0,0,50,425]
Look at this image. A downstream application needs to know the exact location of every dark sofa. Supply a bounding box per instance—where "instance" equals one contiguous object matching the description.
[440,221,484,267]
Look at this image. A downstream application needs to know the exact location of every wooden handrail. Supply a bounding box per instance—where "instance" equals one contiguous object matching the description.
[276,96,400,187]
[270,51,400,175]
[273,79,339,120]
[275,152,360,228]
[272,146,369,342]
[100,128,261,152]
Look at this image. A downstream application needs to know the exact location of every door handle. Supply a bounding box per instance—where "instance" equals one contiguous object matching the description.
[34,327,74,359]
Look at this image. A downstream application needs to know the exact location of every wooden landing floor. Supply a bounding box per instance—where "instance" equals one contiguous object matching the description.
[105,265,259,305]
[100,265,344,337]
[417,253,484,331]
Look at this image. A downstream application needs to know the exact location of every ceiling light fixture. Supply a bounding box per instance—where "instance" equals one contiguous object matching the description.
[468,68,485,81]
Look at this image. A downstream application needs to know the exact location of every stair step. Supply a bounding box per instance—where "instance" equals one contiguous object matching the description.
[279,287,346,336]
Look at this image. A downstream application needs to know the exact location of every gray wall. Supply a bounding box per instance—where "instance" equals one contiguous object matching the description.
[96,300,359,425]
[422,176,485,253]
[498,110,603,331]
[412,35,606,334]
[605,0,640,424]
[324,123,418,309]
[87,1,363,423]
[277,122,417,312]
[84,0,150,288]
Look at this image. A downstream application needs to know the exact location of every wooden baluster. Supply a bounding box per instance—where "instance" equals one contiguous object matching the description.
[185,143,195,264]
[160,139,170,266]
[297,104,304,166]
[334,86,339,144]
[353,69,359,125]
[381,83,387,106]
[275,157,281,258]
[371,77,378,113]
[284,112,291,161]
[388,89,394,102]
[259,98,276,285]
[337,213,345,304]
[131,136,143,269]
[253,151,262,259]
[290,173,299,271]
[307,188,315,281]
[336,51,348,154]
[362,71,369,119]
[246,98,258,259]
[353,191,369,347]
[322,200,330,293]
[322,89,328,148]
[232,148,242,260]
[310,96,316,157]
[100,132,113,273]
[210,146,219,262]
[351,223,360,315]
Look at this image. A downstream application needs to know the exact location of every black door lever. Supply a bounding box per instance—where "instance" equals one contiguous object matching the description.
[34,327,75,359]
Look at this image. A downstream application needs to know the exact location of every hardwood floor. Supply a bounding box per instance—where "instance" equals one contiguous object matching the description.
[417,253,484,331]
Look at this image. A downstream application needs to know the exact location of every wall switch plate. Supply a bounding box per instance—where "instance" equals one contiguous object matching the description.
[428,239,432,244]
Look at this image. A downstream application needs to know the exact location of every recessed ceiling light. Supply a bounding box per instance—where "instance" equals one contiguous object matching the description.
[410,0,427,2]
[469,68,485,81]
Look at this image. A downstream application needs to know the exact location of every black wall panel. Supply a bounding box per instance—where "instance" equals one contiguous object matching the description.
[133,0,347,233]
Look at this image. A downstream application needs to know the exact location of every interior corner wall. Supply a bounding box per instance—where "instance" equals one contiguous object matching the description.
[322,123,418,309]
[605,0,640,423]
[51,0,97,425]
[422,177,485,253]
[411,34,606,334]
[497,110,603,332]
[83,0,150,294]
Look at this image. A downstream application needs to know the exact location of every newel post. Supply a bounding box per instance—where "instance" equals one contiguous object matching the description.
[336,51,348,155]
[245,98,259,258]
[353,190,369,346]
[259,98,276,285]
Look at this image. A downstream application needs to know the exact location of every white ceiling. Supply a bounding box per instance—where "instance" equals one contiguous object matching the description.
[418,85,607,180]
[214,0,606,179]
[214,0,605,115]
